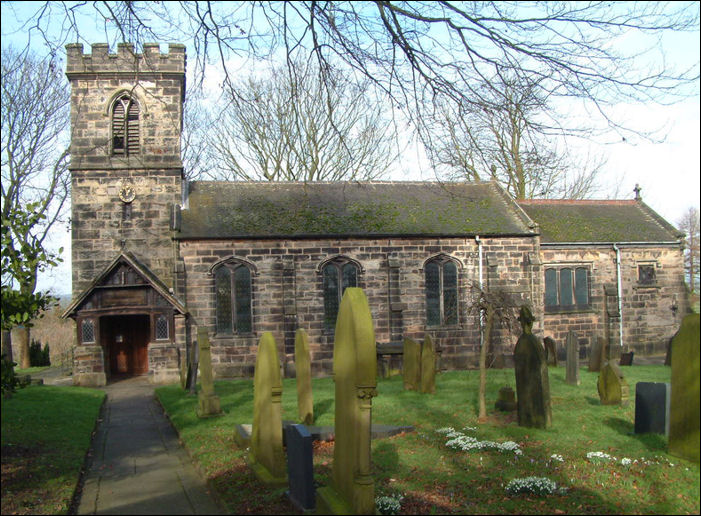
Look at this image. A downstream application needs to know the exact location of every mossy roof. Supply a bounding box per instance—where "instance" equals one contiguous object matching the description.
[518,200,682,243]
[177,181,535,239]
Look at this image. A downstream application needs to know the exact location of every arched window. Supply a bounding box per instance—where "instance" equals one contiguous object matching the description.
[425,255,459,327]
[214,261,252,334]
[322,257,359,330]
[112,94,140,155]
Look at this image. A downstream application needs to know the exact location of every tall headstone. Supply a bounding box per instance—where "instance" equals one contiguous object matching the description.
[597,361,629,406]
[634,382,670,435]
[286,424,316,511]
[543,336,558,366]
[565,330,580,385]
[420,334,437,394]
[513,306,552,429]
[403,337,421,391]
[295,329,314,425]
[195,328,221,418]
[316,288,377,515]
[588,335,603,372]
[669,314,700,463]
[249,332,287,484]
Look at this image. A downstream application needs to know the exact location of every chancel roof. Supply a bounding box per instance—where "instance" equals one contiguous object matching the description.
[176,181,536,239]
[518,199,682,243]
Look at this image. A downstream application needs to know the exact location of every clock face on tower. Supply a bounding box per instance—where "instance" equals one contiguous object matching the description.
[119,184,136,203]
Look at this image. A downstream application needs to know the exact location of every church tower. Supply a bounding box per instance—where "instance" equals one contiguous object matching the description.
[63,43,187,386]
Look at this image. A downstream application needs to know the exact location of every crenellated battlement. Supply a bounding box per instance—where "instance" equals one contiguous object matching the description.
[65,42,186,75]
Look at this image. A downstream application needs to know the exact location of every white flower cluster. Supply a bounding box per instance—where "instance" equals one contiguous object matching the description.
[505,476,559,496]
[550,454,564,462]
[375,494,404,515]
[586,451,615,462]
[438,428,522,455]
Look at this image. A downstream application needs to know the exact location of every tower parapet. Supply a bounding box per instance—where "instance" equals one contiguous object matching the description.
[66,42,186,75]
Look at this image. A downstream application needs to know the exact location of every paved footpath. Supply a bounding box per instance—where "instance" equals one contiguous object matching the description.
[77,376,223,515]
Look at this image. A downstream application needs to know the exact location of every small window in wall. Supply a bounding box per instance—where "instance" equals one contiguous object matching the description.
[322,258,359,330]
[544,266,590,312]
[425,256,459,327]
[638,264,656,285]
[81,319,95,343]
[214,261,253,334]
[155,314,169,340]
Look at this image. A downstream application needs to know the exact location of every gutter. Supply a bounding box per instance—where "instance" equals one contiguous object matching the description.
[613,243,624,350]
[539,241,680,247]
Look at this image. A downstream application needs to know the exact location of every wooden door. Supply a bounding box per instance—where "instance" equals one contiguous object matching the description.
[104,315,150,376]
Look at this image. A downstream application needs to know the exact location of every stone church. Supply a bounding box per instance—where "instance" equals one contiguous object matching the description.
[61,43,689,387]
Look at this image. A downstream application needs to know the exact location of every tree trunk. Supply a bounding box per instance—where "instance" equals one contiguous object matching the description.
[1,330,12,362]
[478,306,495,422]
[16,326,31,369]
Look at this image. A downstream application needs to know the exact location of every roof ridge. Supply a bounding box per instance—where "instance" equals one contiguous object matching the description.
[518,199,637,205]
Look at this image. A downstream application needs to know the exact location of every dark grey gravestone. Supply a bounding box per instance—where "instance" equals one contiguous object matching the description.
[589,335,603,372]
[619,351,634,366]
[634,382,670,436]
[565,330,580,385]
[543,337,558,366]
[495,386,516,412]
[285,424,316,512]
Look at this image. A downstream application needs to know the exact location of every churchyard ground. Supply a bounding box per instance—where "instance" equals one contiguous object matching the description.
[156,364,700,515]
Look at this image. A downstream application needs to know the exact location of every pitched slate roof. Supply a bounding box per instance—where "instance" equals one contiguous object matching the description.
[176,181,536,239]
[518,199,682,243]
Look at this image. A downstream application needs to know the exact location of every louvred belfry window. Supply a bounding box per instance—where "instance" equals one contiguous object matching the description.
[112,95,140,155]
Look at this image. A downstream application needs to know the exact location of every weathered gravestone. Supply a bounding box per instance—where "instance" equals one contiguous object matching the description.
[295,329,314,425]
[565,330,580,386]
[494,386,516,412]
[316,288,377,515]
[249,332,287,485]
[597,361,629,406]
[543,336,558,366]
[588,335,604,372]
[513,306,552,429]
[195,328,221,418]
[286,424,316,512]
[403,337,421,391]
[619,351,634,366]
[669,313,700,463]
[420,334,437,394]
[635,382,670,436]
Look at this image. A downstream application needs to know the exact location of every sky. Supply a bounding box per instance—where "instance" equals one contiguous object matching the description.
[1,2,699,297]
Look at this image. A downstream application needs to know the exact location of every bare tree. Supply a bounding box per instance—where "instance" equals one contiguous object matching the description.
[467,282,521,422]
[428,75,607,199]
[1,46,70,368]
[5,2,696,147]
[205,59,398,181]
[678,207,700,296]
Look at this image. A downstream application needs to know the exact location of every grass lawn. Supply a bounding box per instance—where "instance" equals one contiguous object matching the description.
[1,385,105,515]
[157,365,700,515]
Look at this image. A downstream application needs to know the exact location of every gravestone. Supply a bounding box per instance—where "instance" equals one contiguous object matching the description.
[669,313,700,463]
[597,361,629,406]
[316,288,377,515]
[403,337,421,391]
[195,328,221,418]
[543,336,558,366]
[286,424,316,512]
[513,305,552,429]
[565,330,580,386]
[249,332,287,485]
[619,351,634,366]
[588,335,603,372]
[634,382,670,435]
[420,334,437,394]
[494,386,516,412]
[295,329,314,425]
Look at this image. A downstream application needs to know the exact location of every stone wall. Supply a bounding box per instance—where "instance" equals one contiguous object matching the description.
[177,235,541,378]
[541,244,687,358]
